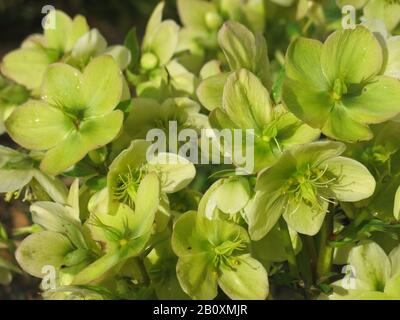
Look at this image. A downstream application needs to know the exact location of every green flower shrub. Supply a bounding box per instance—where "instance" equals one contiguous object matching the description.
[1,0,400,300]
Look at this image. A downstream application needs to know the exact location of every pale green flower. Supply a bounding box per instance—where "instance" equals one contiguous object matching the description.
[246,141,375,239]
[324,241,400,300]
[172,211,269,300]
[6,56,124,175]
[283,26,400,142]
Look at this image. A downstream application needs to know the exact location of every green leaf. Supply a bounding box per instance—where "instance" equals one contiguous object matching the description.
[223,69,272,131]
[323,156,375,202]
[124,27,140,69]
[218,254,268,300]
[82,56,123,117]
[16,231,74,278]
[5,100,73,150]
[321,26,383,85]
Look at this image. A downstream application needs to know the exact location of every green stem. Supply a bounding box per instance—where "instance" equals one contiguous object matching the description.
[279,218,299,278]
[302,235,318,283]
[316,212,334,282]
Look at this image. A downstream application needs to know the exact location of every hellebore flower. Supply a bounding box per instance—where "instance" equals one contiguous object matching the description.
[16,180,94,285]
[246,141,376,239]
[209,68,320,172]
[73,173,160,285]
[197,21,272,111]
[6,55,124,175]
[282,26,400,142]
[1,10,89,91]
[0,146,67,203]
[324,241,400,300]
[171,211,269,300]
[107,140,196,216]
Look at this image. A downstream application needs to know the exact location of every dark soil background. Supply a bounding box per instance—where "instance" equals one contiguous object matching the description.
[0,0,177,300]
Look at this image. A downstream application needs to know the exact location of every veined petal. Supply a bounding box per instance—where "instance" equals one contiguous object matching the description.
[218,254,269,300]
[321,26,383,84]
[323,156,375,202]
[5,100,73,150]
[349,241,391,291]
[82,56,123,117]
[197,72,229,111]
[283,200,328,236]
[343,76,400,124]
[1,47,58,90]
[41,63,84,110]
[321,102,373,142]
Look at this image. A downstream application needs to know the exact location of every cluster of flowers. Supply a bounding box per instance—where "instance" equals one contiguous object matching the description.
[1,0,400,300]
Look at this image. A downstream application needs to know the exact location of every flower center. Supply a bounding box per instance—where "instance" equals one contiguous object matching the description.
[331,78,348,101]
[212,239,246,268]
[113,165,147,208]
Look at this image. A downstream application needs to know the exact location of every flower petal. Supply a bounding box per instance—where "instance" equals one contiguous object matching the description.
[321,26,383,84]
[323,156,375,202]
[218,254,269,300]
[82,56,123,117]
[5,100,73,150]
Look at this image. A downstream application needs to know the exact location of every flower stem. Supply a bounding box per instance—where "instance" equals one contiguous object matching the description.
[316,212,334,282]
[279,218,299,278]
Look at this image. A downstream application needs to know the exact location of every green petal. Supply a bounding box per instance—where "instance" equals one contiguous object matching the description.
[132,172,160,236]
[282,37,333,127]
[171,211,201,256]
[5,100,73,150]
[143,21,179,66]
[16,231,74,278]
[223,69,272,131]
[364,0,400,32]
[82,56,123,117]
[323,156,375,202]
[349,241,391,291]
[385,37,400,79]
[292,140,346,170]
[101,45,132,70]
[143,2,165,47]
[394,185,400,221]
[0,169,33,193]
[71,29,107,62]
[246,192,285,241]
[41,63,84,110]
[344,76,400,124]
[389,245,400,276]
[218,254,268,300]
[69,15,89,47]
[147,153,196,193]
[384,274,400,298]
[1,48,57,90]
[80,111,123,150]
[321,26,383,84]
[176,253,218,300]
[283,200,328,236]
[322,102,373,142]
[177,0,216,30]
[44,10,73,52]
[32,170,68,204]
[218,21,271,88]
[197,72,229,111]
[336,0,368,9]
[215,177,250,214]
[39,131,87,175]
